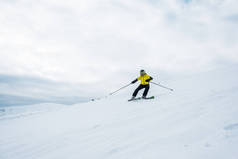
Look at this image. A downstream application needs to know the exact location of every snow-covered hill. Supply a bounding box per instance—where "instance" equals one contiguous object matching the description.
[1,66,238,159]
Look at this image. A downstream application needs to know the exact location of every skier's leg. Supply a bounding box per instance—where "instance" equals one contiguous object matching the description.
[143,85,150,97]
[132,85,144,97]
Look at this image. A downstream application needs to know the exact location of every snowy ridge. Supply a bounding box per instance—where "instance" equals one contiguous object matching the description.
[0,66,238,159]
[0,103,68,121]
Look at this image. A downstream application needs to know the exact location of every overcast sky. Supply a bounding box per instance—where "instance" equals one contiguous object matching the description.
[0,0,238,97]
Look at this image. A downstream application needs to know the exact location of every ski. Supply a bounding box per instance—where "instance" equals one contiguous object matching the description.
[143,96,155,100]
[128,96,154,102]
[128,97,141,101]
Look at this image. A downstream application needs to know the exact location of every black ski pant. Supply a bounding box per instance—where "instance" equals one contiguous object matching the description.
[133,84,150,97]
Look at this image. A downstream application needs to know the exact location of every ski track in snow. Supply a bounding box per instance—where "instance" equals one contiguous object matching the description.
[0,68,238,159]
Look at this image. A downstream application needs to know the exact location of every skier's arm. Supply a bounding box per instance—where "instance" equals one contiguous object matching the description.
[131,79,138,84]
[146,76,153,82]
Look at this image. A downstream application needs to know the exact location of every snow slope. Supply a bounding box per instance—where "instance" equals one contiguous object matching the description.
[1,66,238,159]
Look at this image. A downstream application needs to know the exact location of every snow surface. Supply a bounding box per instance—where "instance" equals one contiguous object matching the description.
[1,66,238,159]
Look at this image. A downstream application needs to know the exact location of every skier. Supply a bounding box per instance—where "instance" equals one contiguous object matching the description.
[130,70,153,100]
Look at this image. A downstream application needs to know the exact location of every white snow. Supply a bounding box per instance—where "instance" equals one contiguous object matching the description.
[1,66,238,159]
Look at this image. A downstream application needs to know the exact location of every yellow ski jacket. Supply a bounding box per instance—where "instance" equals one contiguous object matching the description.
[137,74,152,85]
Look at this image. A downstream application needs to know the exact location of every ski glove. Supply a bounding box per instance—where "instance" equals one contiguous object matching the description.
[146,77,153,82]
[131,79,138,84]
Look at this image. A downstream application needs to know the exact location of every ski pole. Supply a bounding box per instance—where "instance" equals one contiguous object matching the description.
[109,83,131,95]
[150,82,174,91]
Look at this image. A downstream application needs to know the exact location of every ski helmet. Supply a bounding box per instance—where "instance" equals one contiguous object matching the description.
[140,69,146,75]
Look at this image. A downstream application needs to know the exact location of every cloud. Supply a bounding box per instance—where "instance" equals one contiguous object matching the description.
[0,0,237,85]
